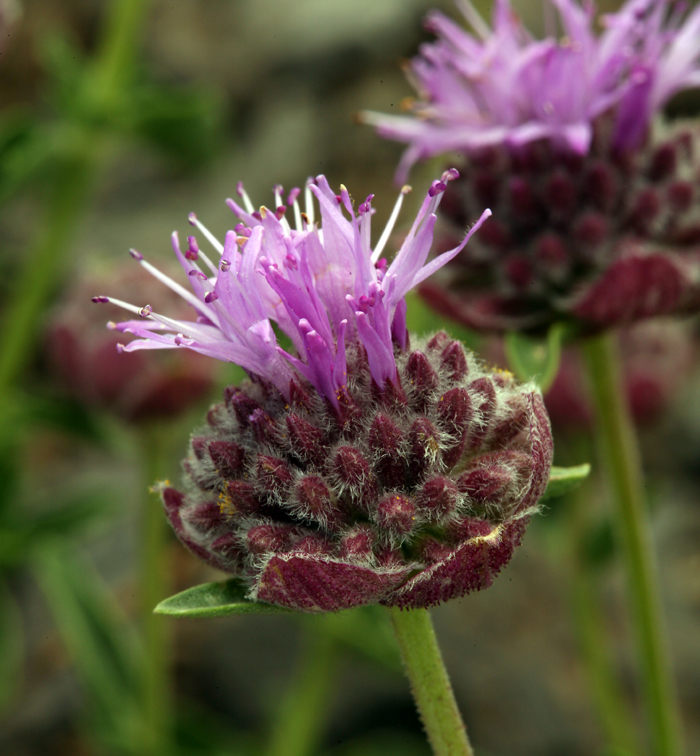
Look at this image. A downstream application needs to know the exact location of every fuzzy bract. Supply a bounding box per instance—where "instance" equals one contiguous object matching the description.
[161,335,552,611]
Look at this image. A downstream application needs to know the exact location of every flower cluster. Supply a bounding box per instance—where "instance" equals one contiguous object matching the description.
[366,0,700,332]
[95,176,553,611]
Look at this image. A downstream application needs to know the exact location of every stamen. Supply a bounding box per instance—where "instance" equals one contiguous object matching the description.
[454,0,491,40]
[273,184,284,208]
[237,182,256,214]
[139,304,153,317]
[372,185,411,262]
[129,248,144,261]
[304,178,315,226]
[188,213,224,255]
[186,236,200,260]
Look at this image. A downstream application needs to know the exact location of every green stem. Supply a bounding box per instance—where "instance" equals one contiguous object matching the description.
[140,424,173,756]
[566,481,640,755]
[266,623,337,756]
[582,332,683,756]
[92,0,151,101]
[0,154,95,392]
[389,607,473,756]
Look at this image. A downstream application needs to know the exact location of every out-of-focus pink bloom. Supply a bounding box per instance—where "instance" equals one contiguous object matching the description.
[364,0,700,183]
[544,319,697,430]
[366,1,700,333]
[49,266,217,423]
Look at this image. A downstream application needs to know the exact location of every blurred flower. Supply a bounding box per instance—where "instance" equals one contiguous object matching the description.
[97,175,553,612]
[364,0,700,182]
[365,0,700,332]
[49,264,217,423]
[544,319,697,430]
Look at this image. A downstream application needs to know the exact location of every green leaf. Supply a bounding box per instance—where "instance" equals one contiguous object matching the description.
[541,464,591,502]
[0,580,24,713]
[504,322,565,392]
[33,544,144,738]
[155,579,290,618]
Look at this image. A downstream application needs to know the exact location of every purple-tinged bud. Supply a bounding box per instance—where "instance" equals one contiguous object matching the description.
[223,480,261,516]
[406,351,439,410]
[408,417,441,481]
[225,387,263,427]
[414,476,460,519]
[249,407,280,447]
[459,466,514,503]
[376,494,417,539]
[648,142,677,182]
[546,171,576,217]
[185,501,225,530]
[584,161,617,212]
[426,331,452,352]
[208,440,245,479]
[508,176,537,220]
[164,335,553,611]
[368,414,406,488]
[294,475,340,530]
[247,523,297,556]
[574,213,608,248]
[339,524,377,560]
[255,455,293,497]
[628,187,660,232]
[440,340,468,383]
[286,414,326,467]
[668,181,693,213]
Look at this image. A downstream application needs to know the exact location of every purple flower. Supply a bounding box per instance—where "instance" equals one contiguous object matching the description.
[363,0,700,183]
[364,1,700,332]
[95,175,554,612]
[94,173,489,409]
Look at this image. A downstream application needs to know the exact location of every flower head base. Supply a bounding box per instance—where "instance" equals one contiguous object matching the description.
[363,0,700,183]
[161,334,552,611]
[94,173,490,410]
[423,121,700,331]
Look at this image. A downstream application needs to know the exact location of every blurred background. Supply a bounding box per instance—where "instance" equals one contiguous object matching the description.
[0,1,699,755]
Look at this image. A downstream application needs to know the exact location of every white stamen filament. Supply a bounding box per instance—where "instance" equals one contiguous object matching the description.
[293,199,303,232]
[239,186,255,214]
[304,181,315,226]
[137,258,221,327]
[372,185,411,263]
[189,216,224,255]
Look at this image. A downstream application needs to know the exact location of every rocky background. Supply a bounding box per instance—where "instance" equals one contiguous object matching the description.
[1,1,699,755]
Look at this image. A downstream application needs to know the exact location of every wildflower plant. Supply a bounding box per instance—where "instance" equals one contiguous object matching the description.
[94,173,556,612]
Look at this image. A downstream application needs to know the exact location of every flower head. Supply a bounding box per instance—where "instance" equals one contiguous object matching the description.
[364,0,700,183]
[95,175,554,612]
[364,1,700,332]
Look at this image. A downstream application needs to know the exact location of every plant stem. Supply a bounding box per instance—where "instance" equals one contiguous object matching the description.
[267,623,337,756]
[140,424,173,756]
[582,332,683,756]
[565,481,640,755]
[389,606,473,756]
[0,154,95,392]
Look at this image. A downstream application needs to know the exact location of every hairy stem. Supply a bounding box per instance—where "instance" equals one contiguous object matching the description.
[389,606,473,756]
[582,332,683,756]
